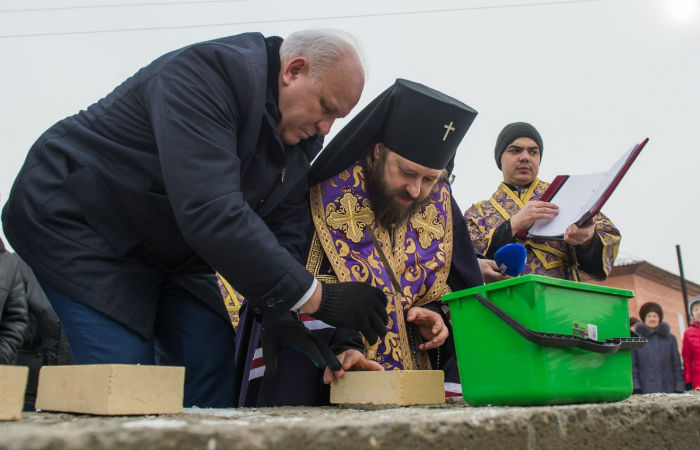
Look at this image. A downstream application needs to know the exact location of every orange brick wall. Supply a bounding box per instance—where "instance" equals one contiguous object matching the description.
[589,275,689,351]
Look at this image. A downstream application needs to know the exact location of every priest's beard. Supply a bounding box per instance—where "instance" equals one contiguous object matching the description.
[365,154,432,230]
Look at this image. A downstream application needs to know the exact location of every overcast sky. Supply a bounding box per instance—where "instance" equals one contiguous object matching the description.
[1,0,698,284]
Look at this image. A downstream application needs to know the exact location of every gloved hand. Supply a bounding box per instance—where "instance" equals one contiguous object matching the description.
[261,312,341,378]
[312,282,389,345]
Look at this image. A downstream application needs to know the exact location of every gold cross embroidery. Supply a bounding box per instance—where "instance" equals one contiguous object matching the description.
[409,204,445,249]
[443,121,455,141]
[327,193,375,243]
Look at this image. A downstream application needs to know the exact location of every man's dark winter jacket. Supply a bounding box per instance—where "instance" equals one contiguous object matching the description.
[2,33,321,337]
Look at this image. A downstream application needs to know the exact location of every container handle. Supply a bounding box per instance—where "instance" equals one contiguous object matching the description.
[474,293,647,354]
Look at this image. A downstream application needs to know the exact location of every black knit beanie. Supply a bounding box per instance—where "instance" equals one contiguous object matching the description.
[639,301,664,323]
[494,122,543,169]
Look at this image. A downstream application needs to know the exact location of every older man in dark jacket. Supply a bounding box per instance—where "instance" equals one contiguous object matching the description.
[2,30,389,407]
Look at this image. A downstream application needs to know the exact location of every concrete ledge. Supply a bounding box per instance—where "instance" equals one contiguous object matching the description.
[0,393,697,449]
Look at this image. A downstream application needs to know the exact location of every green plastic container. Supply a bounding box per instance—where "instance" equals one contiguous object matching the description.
[442,274,638,406]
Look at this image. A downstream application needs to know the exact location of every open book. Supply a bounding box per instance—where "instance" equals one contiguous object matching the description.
[517,138,648,239]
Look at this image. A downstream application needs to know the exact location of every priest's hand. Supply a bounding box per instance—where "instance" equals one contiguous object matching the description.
[564,218,595,249]
[406,306,449,350]
[478,258,510,284]
[311,282,389,345]
[261,312,341,378]
[322,349,384,384]
[510,201,558,235]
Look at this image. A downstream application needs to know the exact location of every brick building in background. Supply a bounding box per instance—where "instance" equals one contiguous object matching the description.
[583,259,700,351]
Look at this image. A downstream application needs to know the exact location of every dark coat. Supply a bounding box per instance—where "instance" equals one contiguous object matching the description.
[0,239,29,364]
[2,33,320,337]
[632,322,684,393]
[14,252,73,411]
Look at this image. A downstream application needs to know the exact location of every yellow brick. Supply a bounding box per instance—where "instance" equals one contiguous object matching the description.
[330,370,444,406]
[0,365,28,420]
[36,365,184,415]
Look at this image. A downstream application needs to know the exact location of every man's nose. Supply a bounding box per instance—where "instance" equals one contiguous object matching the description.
[406,180,421,199]
[316,118,335,136]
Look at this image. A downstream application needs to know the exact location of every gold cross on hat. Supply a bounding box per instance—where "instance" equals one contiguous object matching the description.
[443,121,455,141]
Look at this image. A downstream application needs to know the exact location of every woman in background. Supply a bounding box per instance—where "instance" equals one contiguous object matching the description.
[632,301,684,394]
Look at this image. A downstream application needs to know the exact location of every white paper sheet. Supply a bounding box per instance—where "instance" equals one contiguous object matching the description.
[526,143,639,238]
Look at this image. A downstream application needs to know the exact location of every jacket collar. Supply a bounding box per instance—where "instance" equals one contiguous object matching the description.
[504,181,533,194]
[635,321,670,337]
[264,36,283,124]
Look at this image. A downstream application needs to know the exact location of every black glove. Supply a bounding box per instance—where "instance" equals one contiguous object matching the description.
[261,313,341,378]
[312,282,389,345]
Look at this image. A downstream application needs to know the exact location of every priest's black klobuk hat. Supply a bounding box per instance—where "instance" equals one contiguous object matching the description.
[309,79,478,184]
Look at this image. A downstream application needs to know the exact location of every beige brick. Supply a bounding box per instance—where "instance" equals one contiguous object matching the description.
[330,370,444,406]
[36,364,184,415]
[0,365,29,420]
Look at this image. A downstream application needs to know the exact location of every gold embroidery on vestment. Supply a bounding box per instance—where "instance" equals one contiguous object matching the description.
[326,193,375,244]
[217,275,242,330]
[410,203,445,249]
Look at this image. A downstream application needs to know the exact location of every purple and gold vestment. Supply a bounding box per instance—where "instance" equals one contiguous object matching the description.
[464,178,620,281]
[307,157,454,370]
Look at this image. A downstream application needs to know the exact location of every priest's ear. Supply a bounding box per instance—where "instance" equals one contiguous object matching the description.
[280,57,309,85]
[372,143,386,161]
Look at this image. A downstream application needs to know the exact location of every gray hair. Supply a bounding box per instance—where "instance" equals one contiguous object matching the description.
[280,29,365,79]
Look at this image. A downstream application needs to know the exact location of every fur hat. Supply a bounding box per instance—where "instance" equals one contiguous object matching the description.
[689,296,700,318]
[639,301,664,323]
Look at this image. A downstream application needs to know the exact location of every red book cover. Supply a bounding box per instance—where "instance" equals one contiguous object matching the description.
[515,175,568,239]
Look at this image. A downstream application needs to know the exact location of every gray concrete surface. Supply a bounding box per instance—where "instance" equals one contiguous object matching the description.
[0,393,698,450]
